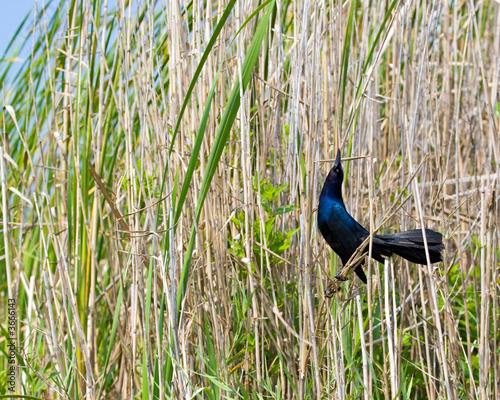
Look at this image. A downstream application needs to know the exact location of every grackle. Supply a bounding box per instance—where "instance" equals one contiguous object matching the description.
[318,149,444,285]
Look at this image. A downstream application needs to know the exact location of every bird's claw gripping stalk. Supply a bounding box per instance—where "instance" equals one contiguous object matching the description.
[324,275,347,298]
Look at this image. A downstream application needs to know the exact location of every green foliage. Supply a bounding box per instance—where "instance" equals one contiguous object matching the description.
[230,178,299,268]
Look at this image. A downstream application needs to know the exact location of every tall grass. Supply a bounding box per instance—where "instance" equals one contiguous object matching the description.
[1,0,499,398]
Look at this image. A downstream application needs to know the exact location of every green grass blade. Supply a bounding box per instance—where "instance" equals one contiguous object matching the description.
[173,67,221,228]
[338,0,357,141]
[97,284,123,399]
[176,0,276,310]
[158,0,237,203]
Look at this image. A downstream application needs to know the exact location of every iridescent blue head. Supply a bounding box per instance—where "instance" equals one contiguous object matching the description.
[319,149,345,203]
[326,149,343,183]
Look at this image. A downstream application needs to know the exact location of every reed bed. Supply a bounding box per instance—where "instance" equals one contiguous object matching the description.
[1,0,499,398]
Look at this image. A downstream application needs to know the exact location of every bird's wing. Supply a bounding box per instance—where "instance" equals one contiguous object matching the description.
[325,202,369,262]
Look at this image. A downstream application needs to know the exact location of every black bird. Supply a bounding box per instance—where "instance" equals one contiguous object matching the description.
[318,149,444,285]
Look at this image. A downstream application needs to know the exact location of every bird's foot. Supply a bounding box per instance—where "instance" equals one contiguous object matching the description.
[324,286,338,298]
[324,275,348,298]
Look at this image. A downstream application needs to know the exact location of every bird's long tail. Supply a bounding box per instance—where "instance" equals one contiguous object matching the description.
[372,229,444,264]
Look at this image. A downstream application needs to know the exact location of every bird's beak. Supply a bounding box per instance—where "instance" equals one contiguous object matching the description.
[333,149,341,168]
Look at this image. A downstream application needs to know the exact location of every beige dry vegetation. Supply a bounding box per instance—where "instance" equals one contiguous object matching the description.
[0,0,499,399]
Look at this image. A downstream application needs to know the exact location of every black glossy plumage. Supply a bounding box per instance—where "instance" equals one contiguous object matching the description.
[317,149,444,284]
